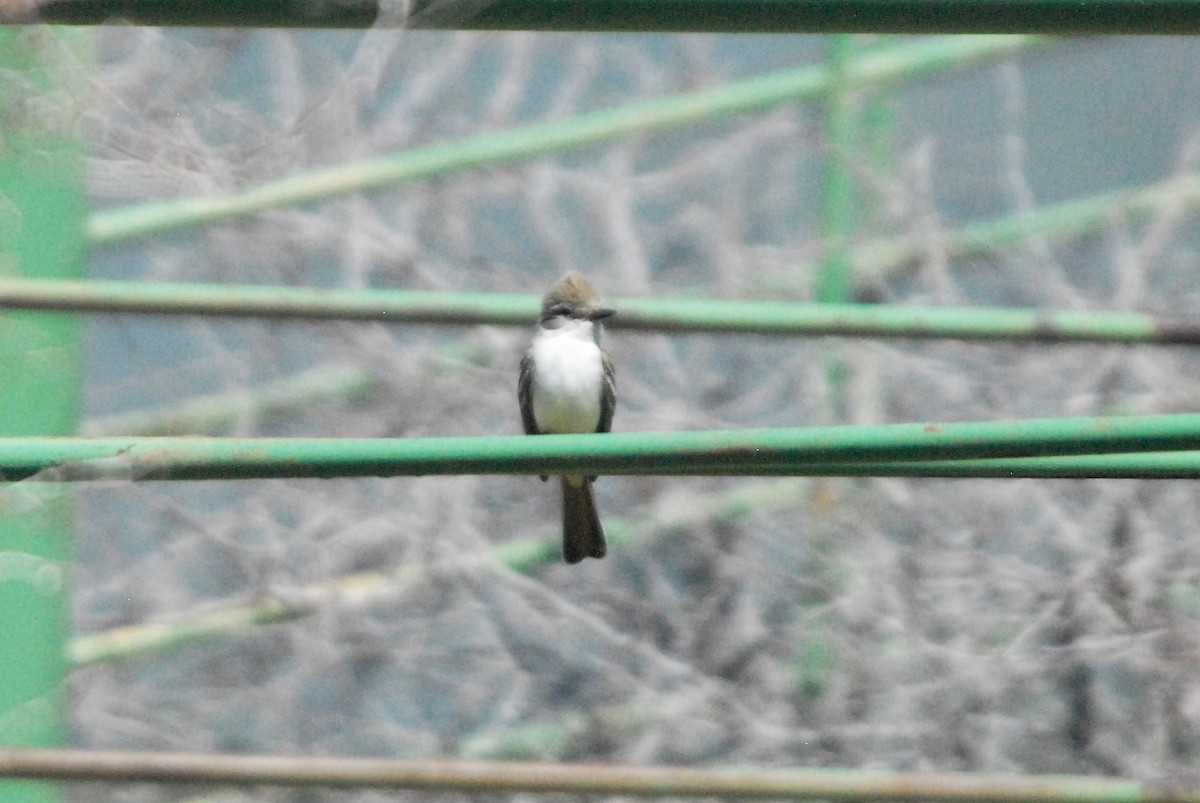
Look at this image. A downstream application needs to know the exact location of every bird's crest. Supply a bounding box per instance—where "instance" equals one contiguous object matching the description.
[543,271,599,310]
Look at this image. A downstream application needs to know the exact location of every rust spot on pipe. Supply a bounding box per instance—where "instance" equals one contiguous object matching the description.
[1029,313,1073,343]
[1153,317,1200,344]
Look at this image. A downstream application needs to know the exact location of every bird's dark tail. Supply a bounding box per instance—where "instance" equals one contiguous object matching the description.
[561,477,606,564]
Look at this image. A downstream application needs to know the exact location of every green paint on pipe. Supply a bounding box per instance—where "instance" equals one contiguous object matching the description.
[0,27,88,803]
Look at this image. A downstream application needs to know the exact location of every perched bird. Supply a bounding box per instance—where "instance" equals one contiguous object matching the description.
[518,272,616,563]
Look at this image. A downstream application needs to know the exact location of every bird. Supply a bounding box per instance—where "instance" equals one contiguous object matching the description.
[518,272,616,563]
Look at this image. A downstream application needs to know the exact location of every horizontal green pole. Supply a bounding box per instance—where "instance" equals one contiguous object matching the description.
[7,414,1200,481]
[756,452,1200,479]
[618,296,1200,344]
[4,277,1200,345]
[0,749,1172,800]
[0,748,1168,800]
[22,0,1200,32]
[85,36,1045,245]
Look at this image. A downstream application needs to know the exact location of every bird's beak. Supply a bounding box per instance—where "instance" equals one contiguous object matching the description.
[591,307,616,320]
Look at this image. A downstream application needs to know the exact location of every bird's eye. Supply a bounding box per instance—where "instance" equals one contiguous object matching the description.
[550,304,572,317]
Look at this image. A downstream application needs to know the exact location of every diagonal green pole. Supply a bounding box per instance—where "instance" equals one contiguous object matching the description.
[0,28,86,803]
[83,364,377,436]
[856,171,1200,274]
[85,35,1048,246]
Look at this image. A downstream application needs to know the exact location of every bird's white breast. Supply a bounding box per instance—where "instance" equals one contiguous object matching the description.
[529,324,605,434]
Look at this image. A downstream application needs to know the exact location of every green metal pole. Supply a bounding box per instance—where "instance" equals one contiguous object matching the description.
[819,35,858,310]
[0,28,86,803]
[861,37,897,232]
[0,748,1170,800]
[2,414,1200,480]
[84,36,1047,246]
[857,172,1200,275]
[10,277,1200,345]
[83,365,377,436]
[818,35,860,418]
[14,0,1200,33]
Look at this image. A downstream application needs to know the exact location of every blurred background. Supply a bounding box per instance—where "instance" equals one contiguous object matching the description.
[31,28,1200,800]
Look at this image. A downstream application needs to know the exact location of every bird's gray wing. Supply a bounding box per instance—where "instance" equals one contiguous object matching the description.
[597,351,616,434]
[518,351,539,435]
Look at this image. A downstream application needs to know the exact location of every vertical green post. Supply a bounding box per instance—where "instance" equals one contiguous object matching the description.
[861,37,897,231]
[819,35,860,419]
[0,27,87,803]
